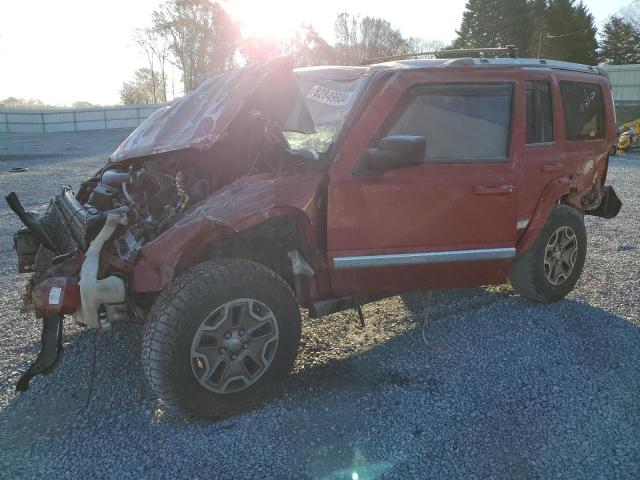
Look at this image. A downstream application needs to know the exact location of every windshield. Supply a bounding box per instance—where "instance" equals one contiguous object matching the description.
[284,69,369,155]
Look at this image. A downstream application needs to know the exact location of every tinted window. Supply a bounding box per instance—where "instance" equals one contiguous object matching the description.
[526,81,553,144]
[560,81,605,140]
[386,84,513,162]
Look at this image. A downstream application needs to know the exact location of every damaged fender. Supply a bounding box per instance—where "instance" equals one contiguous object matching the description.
[131,171,330,299]
[518,178,621,254]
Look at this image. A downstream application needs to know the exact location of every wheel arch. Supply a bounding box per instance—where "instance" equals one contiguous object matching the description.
[206,214,330,305]
[132,210,330,305]
[517,177,573,254]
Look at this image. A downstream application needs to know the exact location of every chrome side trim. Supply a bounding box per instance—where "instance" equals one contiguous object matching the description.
[333,247,516,269]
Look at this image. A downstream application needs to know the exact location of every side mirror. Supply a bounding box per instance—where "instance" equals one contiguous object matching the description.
[352,135,426,176]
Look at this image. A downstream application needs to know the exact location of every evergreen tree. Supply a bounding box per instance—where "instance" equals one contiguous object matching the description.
[454,0,598,64]
[453,0,532,53]
[542,0,598,64]
[502,0,534,53]
[599,16,640,64]
[573,2,599,64]
[453,0,501,49]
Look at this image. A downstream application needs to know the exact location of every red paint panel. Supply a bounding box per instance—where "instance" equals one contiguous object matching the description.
[330,260,512,298]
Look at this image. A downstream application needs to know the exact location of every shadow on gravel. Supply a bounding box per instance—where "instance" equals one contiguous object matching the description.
[2,287,640,478]
[280,288,640,479]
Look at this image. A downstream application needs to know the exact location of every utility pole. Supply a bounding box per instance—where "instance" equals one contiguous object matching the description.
[537,31,543,58]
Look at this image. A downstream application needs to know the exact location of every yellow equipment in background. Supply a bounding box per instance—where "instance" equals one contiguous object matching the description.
[616,119,640,153]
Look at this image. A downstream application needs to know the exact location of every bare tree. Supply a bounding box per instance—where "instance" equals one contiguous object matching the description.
[120,68,166,104]
[334,13,411,64]
[289,25,337,67]
[133,29,158,103]
[334,13,361,64]
[360,17,408,60]
[147,30,171,101]
[406,38,446,55]
[152,0,241,92]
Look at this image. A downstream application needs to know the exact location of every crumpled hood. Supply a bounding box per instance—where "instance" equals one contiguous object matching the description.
[110,56,314,163]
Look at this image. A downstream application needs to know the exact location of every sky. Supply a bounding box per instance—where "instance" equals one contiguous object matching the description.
[0,0,634,106]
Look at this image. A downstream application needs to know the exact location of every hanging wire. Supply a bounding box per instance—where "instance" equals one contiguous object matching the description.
[420,290,444,352]
[84,330,97,410]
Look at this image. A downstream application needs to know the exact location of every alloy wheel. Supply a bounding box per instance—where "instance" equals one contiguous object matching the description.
[190,298,279,394]
[544,226,579,286]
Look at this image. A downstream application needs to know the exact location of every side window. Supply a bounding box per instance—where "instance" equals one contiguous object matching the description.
[386,83,513,162]
[526,81,554,144]
[560,81,605,140]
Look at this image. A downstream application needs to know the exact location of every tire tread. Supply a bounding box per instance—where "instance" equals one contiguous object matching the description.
[141,258,300,419]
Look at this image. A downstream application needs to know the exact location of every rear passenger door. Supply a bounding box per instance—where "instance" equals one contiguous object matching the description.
[518,75,562,225]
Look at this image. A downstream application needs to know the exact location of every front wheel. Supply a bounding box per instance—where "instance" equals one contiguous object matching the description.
[509,205,587,303]
[142,258,301,419]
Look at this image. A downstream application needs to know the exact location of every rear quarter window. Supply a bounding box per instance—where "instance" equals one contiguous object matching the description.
[560,81,605,141]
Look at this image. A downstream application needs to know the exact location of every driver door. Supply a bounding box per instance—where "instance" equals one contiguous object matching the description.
[326,76,520,297]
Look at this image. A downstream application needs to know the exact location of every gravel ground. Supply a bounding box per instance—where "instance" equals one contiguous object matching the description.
[0,130,639,479]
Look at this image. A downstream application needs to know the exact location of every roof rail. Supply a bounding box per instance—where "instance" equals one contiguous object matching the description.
[361,45,519,65]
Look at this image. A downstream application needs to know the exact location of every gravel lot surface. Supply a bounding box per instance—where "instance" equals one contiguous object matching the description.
[0,130,639,479]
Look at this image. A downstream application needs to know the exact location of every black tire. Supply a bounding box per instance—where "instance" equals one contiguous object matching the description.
[509,205,587,303]
[142,258,301,419]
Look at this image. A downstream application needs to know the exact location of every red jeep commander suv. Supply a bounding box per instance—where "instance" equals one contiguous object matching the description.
[7,54,621,418]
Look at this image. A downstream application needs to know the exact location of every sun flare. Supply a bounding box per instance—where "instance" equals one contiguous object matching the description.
[227,0,303,40]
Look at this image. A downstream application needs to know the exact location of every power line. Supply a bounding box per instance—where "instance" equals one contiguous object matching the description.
[537,30,587,58]
[546,30,587,39]
[597,0,640,26]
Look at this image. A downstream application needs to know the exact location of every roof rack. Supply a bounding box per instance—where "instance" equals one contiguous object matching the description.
[361,45,519,65]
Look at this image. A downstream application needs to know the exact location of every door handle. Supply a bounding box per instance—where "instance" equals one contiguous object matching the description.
[542,162,563,173]
[473,185,513,195]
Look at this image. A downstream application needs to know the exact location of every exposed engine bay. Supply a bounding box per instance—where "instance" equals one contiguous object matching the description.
[79,157,213,263]
[10,114,317,309]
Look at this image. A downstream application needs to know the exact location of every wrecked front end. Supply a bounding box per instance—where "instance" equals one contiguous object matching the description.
[6,56,354,390]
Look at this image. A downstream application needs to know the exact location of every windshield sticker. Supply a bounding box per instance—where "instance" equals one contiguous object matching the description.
[307,85,353,106]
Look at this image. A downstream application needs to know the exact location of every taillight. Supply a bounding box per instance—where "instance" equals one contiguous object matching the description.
[32,277,81,314]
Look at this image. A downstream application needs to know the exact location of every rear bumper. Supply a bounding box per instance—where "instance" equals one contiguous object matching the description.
[586,186,622,219]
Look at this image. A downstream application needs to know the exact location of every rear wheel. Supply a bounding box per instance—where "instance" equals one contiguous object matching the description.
[142,258,301,419]
[509,205,587,303]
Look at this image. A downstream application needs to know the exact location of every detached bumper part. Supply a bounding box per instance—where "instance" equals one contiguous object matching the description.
[587,186,622,219]
[5,192,56,251]
[14,228,40,273]
[16,213,126,391]
[16,315,64,391]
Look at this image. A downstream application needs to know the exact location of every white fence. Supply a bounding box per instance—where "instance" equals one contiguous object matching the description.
[2,65,639,134]
[603,64,640,102]
[0,103,165,134]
